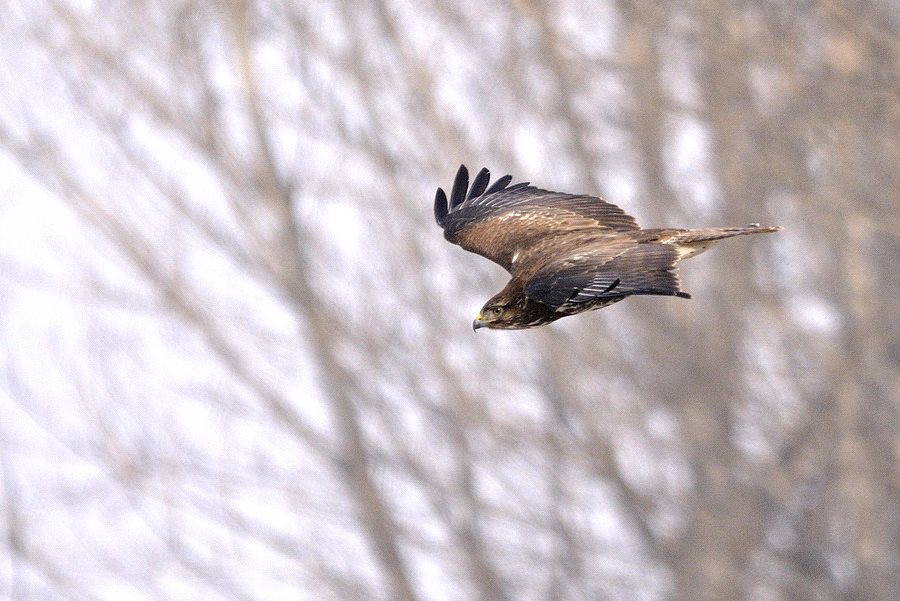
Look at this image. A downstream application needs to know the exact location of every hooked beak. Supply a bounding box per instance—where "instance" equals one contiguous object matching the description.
[472,312,484,331]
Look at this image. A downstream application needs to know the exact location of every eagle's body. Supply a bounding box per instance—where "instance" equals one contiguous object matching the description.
[434,165,781,330]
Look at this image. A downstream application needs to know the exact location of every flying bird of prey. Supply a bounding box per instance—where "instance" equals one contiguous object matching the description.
[434,165,782,330]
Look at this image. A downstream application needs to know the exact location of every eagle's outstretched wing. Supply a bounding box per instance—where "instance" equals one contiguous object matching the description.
[522,240,690,311]
[434,165,640,272]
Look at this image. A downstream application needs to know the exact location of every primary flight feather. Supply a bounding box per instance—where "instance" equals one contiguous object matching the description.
[435,165,782,330]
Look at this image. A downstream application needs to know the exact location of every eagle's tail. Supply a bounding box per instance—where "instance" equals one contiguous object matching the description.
[644,224,782,260]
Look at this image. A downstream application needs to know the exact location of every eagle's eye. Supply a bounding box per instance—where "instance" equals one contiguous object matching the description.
[491,307,502,316]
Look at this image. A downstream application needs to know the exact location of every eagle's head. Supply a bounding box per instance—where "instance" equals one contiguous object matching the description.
[472,299,516,330]
[472,290,559,331]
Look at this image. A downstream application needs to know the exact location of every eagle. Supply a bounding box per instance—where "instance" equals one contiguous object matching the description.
[434,165,782,331]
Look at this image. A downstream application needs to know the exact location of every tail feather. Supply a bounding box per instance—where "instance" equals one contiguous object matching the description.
[667,224,782,244]
[641,224,782,260]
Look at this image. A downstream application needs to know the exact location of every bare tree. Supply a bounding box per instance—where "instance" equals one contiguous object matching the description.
[0,1,896,600]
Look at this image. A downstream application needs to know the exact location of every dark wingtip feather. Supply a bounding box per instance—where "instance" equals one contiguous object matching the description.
[676,291,691,299]
[434,187,448,227]
[602,278,620,294]
[449,165,469,210]
[484,174,513,195]
[467,167,491,201]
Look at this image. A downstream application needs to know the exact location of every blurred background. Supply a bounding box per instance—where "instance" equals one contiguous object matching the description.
[0,1,897,600]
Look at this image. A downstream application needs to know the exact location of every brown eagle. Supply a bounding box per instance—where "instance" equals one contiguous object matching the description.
[434,165,781,330]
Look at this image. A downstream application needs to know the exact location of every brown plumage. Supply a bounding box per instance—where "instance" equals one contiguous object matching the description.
[434,165,782,330]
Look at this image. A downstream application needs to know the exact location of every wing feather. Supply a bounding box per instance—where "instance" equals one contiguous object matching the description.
[467,167,491,201]
[449,165,468,210]
[434,187,448,227]
[435,165,641,271]
[484,174,512,195]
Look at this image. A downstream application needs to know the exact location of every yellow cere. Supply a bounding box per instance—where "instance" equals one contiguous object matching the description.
[475,312,482,320]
